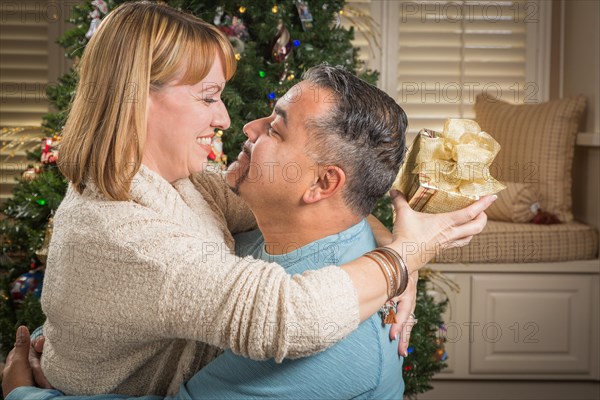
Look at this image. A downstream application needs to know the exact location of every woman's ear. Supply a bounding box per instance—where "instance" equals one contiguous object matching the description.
[302,166,346,204]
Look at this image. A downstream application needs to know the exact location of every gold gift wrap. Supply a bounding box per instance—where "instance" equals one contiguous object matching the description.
[393,118,505,213]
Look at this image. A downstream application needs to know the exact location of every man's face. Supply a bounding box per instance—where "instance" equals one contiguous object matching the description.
[226,81,334,213]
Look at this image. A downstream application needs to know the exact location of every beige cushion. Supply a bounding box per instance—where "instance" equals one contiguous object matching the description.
[486,182,539,223]
[474,95,586,222]
[436,221,598,263]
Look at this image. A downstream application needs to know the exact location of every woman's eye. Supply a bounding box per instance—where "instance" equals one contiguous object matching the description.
[203,98,218,104]
[268,126,278,137]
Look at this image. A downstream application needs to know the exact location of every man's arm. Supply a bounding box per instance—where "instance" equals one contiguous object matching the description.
[367,214,392,246]
[189,172,257,234]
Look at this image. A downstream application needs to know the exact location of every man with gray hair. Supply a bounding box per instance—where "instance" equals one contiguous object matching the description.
[196,63,410,398]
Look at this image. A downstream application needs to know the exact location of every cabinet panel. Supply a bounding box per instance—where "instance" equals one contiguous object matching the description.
[470,274,593,374]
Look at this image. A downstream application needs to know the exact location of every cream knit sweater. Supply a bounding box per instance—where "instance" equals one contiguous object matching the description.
[40,166,360,396]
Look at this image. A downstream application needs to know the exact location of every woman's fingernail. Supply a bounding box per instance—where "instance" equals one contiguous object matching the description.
[394,333,399,341]
[492,194,498,201]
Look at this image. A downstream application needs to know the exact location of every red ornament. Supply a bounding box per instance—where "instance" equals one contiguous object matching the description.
[41,137,59,165]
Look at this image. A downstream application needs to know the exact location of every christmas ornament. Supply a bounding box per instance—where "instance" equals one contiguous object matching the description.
[85,0,108,39]
[217,15,249,55]
[21,167,40,181]
[214,6,224,25]
[271,5,279,14]
[434,337,448,361]
[333,11,342,28]
[41,137,59,165]
[271,21,293,63]
[295,0,313,31]
[239,6,247,14]
[207,130,227,171]
[278,62,290,84]
[10,266,44,306]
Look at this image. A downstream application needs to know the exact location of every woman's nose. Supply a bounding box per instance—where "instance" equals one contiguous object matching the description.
[212,101,231,130]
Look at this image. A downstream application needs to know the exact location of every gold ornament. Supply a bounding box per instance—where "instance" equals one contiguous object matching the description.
[235,53,242,61]
[287,73,295,81]
[21,168,38,181]
[272,5,278,13]
[239,6,246,13]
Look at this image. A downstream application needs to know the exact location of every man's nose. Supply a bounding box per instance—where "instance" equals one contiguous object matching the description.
[242,118,263,141]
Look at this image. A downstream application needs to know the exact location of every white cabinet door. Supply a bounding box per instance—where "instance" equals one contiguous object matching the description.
[470,274,595,375]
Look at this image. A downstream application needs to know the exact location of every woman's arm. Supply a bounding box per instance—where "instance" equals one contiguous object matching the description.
[341,191,492,321]
[188,172,257,234]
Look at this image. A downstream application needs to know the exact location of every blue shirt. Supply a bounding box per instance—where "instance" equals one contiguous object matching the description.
[10,220,404,400]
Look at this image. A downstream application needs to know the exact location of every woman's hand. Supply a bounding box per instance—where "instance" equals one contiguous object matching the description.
[389,271,418,356]
[1,326,35,398]
[389,190,495,273]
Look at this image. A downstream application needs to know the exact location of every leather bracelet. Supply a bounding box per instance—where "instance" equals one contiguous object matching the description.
[364,253,394,300]
[378,247,409,297]
[370,250,397,300]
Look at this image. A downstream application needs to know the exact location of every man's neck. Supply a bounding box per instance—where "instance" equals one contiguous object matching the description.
[255,207,362,255]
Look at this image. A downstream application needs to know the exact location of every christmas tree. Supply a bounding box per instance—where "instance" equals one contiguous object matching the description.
[0,1,448,396]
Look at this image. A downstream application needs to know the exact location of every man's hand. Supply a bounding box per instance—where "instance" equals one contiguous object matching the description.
[1,326,35,398]
[390,190,495,273]
[30,334,52,389]
[389,272,418,356]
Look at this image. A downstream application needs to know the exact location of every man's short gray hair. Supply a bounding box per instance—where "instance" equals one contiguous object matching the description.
[302,64,408,217]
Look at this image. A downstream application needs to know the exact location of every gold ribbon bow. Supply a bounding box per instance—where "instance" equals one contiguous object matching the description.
[413,119,505,198]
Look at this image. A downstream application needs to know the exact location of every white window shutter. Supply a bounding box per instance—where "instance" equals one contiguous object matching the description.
[0,0,53,202]
[395,0,531,135]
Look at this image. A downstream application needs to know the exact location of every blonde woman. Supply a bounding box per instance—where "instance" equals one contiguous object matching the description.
[3,1,494,398]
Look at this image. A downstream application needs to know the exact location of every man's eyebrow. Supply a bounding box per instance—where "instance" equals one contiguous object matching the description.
[274,105,288,127]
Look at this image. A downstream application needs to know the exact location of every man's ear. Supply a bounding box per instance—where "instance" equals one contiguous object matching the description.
[303,166,346,204]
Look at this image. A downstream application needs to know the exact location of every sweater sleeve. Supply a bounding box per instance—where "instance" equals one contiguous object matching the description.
[119,224,360,362]
[188,172,257,234]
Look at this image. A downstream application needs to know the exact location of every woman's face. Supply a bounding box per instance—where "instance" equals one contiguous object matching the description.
[144,55,230,182]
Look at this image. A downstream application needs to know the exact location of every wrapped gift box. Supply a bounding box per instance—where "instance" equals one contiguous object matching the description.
[393,118,505,213]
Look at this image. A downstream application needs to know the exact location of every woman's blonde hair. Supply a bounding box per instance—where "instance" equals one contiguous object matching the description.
[59,1,236,200]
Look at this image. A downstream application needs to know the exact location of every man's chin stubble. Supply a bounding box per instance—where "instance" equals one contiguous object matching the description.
[226,161,250,196]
